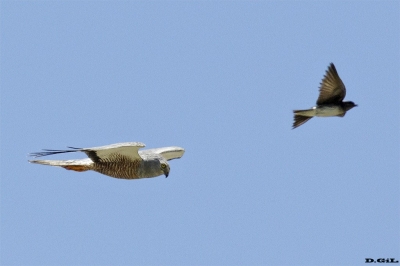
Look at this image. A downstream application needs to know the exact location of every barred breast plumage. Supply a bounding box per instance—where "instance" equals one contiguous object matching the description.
[91,153,143,179]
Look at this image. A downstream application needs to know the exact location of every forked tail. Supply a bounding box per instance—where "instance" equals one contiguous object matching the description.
[292,113,312,129]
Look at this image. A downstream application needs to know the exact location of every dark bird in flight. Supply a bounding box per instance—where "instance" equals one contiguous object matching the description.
[292,63,357,129]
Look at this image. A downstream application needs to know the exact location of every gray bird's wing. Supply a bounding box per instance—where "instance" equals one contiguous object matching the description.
[80,142,145,162]
[316,63,346,105]
[30,142,145,162]
[141,146,185,161]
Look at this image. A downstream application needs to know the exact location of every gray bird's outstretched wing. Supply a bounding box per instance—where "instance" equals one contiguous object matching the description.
[141,146,185,161]
[30,142,145,162]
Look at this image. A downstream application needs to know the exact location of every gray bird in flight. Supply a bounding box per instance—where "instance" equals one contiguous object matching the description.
[292,63,357,129]
[29,142,185,180]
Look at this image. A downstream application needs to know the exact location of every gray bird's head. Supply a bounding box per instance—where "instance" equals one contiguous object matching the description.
[160,160,170,178]
[343,101,357,111]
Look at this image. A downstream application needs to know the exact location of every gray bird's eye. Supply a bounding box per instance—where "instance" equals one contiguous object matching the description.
[161,163,166,169]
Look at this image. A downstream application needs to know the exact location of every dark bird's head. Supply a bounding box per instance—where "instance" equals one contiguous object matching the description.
[343,101,357,111]
[160,161,170,178]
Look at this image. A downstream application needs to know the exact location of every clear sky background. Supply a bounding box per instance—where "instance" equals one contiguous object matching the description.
[1,1,399,265]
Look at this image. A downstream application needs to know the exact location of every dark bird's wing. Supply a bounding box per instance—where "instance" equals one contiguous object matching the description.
[29,142,145,163]
[316,63,346,105]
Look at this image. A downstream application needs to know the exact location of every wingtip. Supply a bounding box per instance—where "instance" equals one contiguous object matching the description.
[328,62,337,72]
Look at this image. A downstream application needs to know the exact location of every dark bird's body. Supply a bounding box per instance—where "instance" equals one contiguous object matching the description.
[292,63,357,129]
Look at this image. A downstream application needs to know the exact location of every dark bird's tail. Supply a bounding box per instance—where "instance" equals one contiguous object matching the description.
[292,113,312,129]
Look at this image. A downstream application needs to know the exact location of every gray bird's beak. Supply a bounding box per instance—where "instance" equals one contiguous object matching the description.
[163,168,169,178]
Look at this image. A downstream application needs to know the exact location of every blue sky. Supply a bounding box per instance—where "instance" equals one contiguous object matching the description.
[1,1,399,265]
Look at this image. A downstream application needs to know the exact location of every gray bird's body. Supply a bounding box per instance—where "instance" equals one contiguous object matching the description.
[292,63,357,129]
[29,142,185,180]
